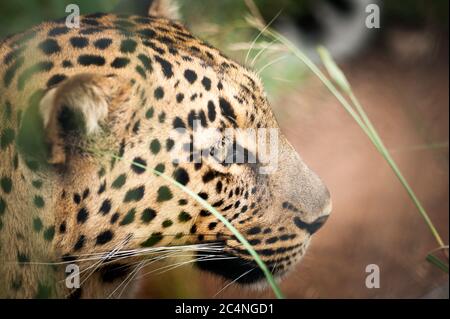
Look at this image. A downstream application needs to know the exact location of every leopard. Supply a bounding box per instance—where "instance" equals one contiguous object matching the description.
[0,0,331,298]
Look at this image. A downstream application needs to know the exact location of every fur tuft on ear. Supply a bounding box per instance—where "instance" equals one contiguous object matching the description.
[39,74,131,164]
[148,0,180,20]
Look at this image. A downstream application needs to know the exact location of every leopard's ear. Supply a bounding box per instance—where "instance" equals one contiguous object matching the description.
[38,73,132,165]
[148,0,180,20]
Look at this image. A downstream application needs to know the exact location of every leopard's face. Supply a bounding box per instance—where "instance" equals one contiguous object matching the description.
[1,8,331,292]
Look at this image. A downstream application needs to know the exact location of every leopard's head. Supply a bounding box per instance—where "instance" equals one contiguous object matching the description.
[8,0,331,290]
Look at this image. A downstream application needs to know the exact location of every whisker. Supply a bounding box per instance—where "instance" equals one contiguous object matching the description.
[213,268,255,298]
[257,55,288,75]
[244,10,282,66]
[251,39,278,67]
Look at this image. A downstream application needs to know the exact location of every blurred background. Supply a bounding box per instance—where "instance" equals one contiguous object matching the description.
[1,0,448,298]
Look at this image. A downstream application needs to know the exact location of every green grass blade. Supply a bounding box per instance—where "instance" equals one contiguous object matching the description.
[247,13,446,264]
[426,254,449,273]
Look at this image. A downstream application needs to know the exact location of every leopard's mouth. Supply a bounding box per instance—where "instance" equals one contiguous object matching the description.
[194,242,286,285]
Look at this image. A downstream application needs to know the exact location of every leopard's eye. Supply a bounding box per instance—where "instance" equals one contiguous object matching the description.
[209,136,232,166]
[208,137,256,166]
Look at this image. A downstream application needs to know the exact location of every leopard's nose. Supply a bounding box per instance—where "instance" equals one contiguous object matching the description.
[293,212,330,235]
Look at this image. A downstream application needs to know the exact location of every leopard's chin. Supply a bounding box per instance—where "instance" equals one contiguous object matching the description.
[194,245,286,287]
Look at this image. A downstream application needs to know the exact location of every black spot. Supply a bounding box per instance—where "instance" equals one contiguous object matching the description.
[219,98,237,125]
[207,101,216,122]
[247,227,261,235]
[141,232,163,247]
[82,188,90,199]
[142,40,165,54]
[141,208,157,223]
[199,110,207,127]
[47,74,67,87]
[178,199,188,206]
[145,107,154,119]
[184,69,198,84]
[78,55,105,66]
[201,77,212,91]
[61,254,77,262]
[80,27,104,35]
[173,168,189,185]
[38,39,61,55]
[199,210,211,217]
[178,211,192,222]
[198,192,208,200]
[94,38,112,50]
[74,235,85,251]
[166,138,175,151]
[150,139,161,154]
[176,93,184,103]
[155,55,173,78]
[138,54,153,71]
[70,37,89,48]
[83,18,100,26]
[131,157,147,174]
[132,120,141,134]
[216,181,223,193]
[120,209,136,226]
[157,186,173,202]
[137,28,157,38]
[154,87,164,100]
[158,112,166,123]
[111,57,130,68]
[59,221,66,233]
[77,208,89,224]
[98,181,107,194]
[48,26,70,37]
[202,170,216,183]
[154,163,165,174]
[96,230,114,245]
[112,174,126,189]
[162,219,173,228]
[123,186,145,202]
[110,213,120,224]
[62,60,73,68]
[17,252,30,266]
[173,117,186,129]
[212,200,224,207]
[135,66,147,79]
[73,193,81,204]
[120,39,137,53]
[99,199,112,215]
[249,239,261,245]
[208,222,218,230]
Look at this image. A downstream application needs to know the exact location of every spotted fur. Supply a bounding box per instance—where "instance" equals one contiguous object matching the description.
[0,0,331,298]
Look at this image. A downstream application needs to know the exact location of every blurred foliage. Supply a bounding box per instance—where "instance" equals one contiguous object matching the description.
[383,0,449,27]
[0,0,118,38]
